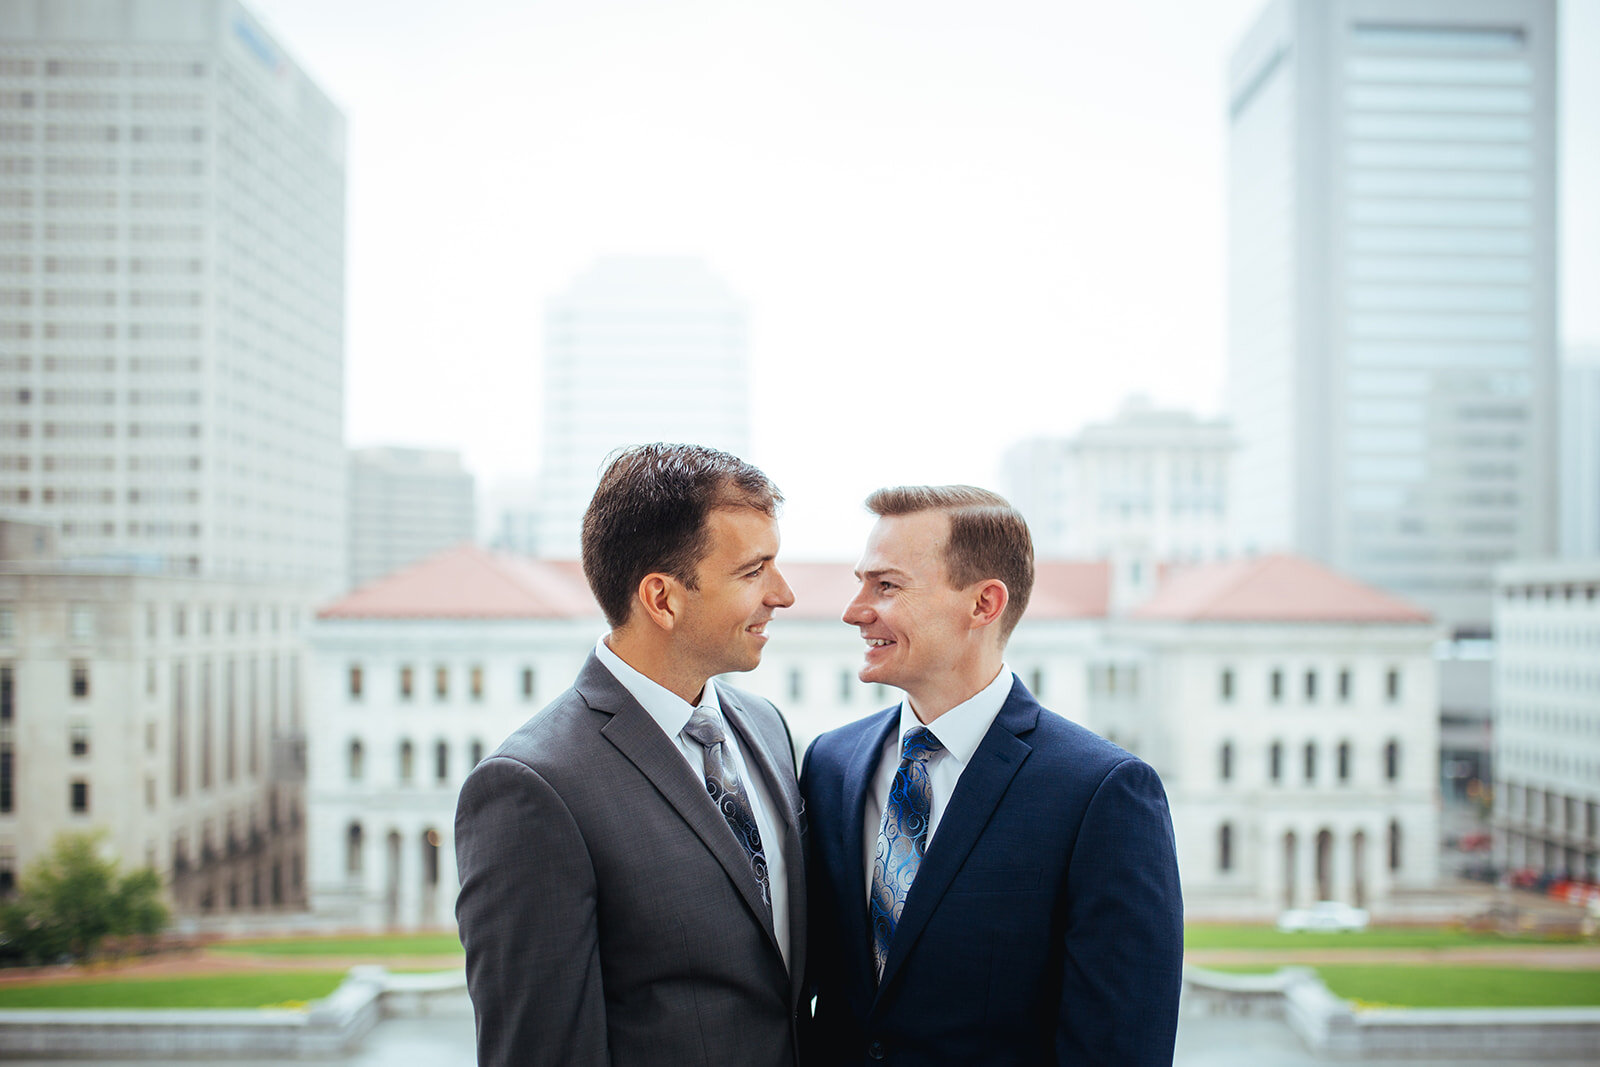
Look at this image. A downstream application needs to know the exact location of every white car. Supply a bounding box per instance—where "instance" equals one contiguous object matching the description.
[1276,901,1370,933]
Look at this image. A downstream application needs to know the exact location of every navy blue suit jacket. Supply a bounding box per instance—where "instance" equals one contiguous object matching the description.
[800,677,1183,1066]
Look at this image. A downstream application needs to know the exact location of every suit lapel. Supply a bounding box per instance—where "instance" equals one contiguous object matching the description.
[721,689,807,999]
[874,679,1037,1000]
[843,706,901,1009]
[575,655,779,951]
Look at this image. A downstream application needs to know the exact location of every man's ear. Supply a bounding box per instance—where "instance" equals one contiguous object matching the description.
[970,578,1009,632]
[636,573,679,632]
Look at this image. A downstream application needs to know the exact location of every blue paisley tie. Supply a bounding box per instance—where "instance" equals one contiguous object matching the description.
[684,707,772,914]
[870,725,943,980]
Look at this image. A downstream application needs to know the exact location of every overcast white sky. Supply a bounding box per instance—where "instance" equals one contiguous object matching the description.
[249,0,1599,557]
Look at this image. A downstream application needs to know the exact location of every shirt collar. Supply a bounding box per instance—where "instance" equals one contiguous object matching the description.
[898,663,1014,766]
[595,635,719,740]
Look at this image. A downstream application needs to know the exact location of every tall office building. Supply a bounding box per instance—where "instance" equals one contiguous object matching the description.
[0,0,346,589]
[1000,398,1233,561]
[1227,0,1558,633]
[1560,346,1600,559]
[347,447,476,590]
[533,256,750,557]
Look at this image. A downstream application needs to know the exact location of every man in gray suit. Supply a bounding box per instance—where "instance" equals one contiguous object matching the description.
[455,443,806,1067]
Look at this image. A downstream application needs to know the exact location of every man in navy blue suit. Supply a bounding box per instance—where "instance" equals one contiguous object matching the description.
[801,485,1183,1066]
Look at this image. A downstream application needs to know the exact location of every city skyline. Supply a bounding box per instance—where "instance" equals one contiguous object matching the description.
[244,0,1600,559]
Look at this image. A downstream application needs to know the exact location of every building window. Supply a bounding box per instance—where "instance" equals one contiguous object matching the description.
[1304,742,1316,783]
[1219,668,1234,702]
[434,666,448,701]
[69,604,94,640]
[1304,670,1317,702]
[69,722,88,757]
[348,739,363,781]
[1270,669,1283,703]
[348,665,363,700]
[1,664,12,722]
[399,665,414,701]
[788,669,803,701]
[171,662,186,797]
[1388,819,1402,872]
[470,665,484,701]
[0,741,12,814]
[1385,740,1400,782]
[1338,741,1350,783]
[346,822,363,877]
[840,670,854,702]
[1269,742,1282,783]
[174,606,186,637]
[1385,668,1401,703]
[399,740,414,783]
[435,741,449,781]
[1219,742,1233,782]
[1338,669,1351,703]
[70,779,88,813]
[70,661,89,698]
[1029,668,1044,698]
[1218,823,1233,872]
[470,739,484,767]
[0,845,12,894]
[521,667,535,701]
[0,608,13,642]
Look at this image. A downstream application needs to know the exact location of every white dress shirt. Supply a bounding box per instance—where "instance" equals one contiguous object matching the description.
[594,637,791,970]
[863,664,1015,898]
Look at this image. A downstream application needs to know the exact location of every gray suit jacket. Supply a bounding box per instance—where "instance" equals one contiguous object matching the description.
[455,651,807,1067]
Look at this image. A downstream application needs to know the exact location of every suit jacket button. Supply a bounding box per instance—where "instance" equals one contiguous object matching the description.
[867,1040,885,1060]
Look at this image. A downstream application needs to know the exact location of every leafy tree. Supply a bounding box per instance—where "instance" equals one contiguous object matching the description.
[0,830,169,965]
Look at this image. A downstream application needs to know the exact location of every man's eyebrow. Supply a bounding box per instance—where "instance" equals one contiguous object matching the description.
[853,567,910,581]
[731,552,775,573]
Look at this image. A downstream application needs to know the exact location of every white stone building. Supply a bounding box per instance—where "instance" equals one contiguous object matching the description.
[0,522,314,912]
[347,447,476,591]
[1000,398,1233,562]
[1121,555,1441,916]
[307,547,1439,928]
[1491,560,1600,881]
[0,0,348,590]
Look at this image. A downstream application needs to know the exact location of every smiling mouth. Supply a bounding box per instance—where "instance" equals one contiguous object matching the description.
[864,638,894,648]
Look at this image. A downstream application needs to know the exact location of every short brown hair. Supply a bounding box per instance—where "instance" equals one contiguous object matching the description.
[582,443,782,629]
[864,485,1034,642]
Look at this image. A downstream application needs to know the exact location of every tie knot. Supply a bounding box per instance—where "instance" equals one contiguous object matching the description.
[900,726,943,763]
[683,707,726,748]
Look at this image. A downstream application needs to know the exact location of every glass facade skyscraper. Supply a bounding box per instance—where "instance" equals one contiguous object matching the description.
[1227,0,1557,633]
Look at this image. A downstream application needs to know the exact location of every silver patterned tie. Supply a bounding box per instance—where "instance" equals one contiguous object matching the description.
[683,707,772,913]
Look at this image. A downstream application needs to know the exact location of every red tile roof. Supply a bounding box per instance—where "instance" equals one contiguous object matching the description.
[318,551,1113,622]
[319,545,599,620]
[1126,553,1430,624]
[320,548,1421,626]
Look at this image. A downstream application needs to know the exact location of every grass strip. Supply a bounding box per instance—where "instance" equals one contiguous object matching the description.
[1198,964,1600,1008]
[0,971,348,1009]
[209,934,464,958]
[1185,924,1584,951]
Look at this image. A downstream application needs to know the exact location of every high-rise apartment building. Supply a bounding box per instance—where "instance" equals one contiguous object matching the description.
[347,447,476,590]
[1227,0,1558,634]
[533,256,750,557]
[1560,346,1600,559]
[0,0,346,589]
[1000,398,1233,561]
[1491,560,1600,882]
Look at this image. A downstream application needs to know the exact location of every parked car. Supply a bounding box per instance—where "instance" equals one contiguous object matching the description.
[1276,900,1370,932]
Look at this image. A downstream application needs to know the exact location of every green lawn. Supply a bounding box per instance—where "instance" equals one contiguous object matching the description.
[1185,924,1582,951]
[0,971,348,1009]
[1201,964,1600,1008]
[209,933,464,957]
